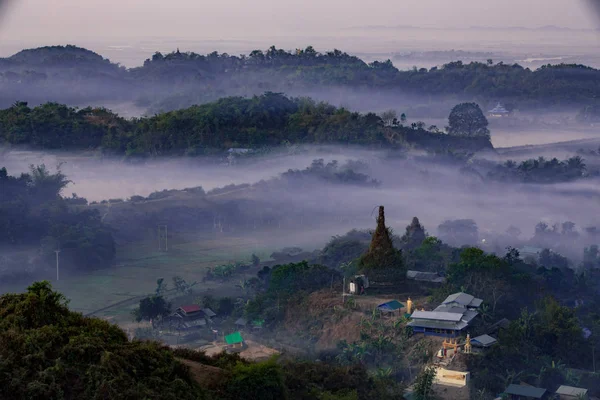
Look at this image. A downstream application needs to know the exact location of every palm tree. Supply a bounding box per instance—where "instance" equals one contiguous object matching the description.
[496,369,525,389]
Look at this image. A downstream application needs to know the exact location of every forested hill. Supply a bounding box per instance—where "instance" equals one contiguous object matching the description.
[1,45,600,111]
[0,93,493,155]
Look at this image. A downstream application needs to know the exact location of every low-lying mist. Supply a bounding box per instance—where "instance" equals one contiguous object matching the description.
[2,142,599,263]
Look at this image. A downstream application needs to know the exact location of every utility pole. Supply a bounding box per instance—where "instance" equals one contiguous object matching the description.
[158,225,168,252]
[54,250,61,281]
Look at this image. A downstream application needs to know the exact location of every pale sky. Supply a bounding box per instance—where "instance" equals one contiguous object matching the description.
[0,0,598,43]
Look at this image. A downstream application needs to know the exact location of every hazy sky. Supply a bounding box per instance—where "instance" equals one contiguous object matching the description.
[0,0,598,43]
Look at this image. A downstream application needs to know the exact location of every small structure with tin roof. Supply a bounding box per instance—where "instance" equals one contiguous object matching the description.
[377,300,405,315]
[471,334,497,348]
[556,386,588,400]
[505,384,547,400]
[224,331,246,352]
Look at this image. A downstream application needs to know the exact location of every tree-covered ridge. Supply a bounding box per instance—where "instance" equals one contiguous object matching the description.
[0,165,115,282]
[2,45,600,109]
[0,281,399,400]
[0,94,492,155]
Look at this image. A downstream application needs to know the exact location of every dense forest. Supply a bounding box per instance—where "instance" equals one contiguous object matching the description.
[0,165,115,282]
[0,94,493,155]
[1,45,600,112]
[0,281,402,399]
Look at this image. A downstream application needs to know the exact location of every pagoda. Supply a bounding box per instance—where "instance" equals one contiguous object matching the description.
[487,103,510,117]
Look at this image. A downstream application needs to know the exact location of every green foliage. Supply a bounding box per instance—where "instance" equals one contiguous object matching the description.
[268,261,339,297]
[282,159,380,187]
[489,156,586,183]
[226,358,288,400]
[0,94,491,155]
[0,282,206,399]
[172,276,197,295]
[469,296,587,395]
[132,295,171,322]
[447,102,490,138]
[0,166,115,279]
[413,366,436,400]
[318,230,370,268]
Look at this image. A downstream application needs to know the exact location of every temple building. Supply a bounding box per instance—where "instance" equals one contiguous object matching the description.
[408,292,482,337]
[488,103,510,117]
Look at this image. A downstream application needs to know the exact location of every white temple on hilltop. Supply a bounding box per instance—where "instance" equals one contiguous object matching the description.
[487,103,510,117]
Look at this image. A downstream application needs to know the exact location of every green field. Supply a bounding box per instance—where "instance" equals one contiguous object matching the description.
[35,233,275,316]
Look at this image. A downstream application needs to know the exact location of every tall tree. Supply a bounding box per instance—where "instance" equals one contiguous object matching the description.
[448,102,490,138]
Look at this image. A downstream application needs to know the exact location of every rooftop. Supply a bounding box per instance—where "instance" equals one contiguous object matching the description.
[472,334,497,347]
[408,319,468,331]
[202,307,217,318]
[505,384,547,399]
[225,331,244,345]
[556,386,588,397]
[179,305,202,314]
[442,292,482,308]
[378,300,405,312]
[488,103,509,114]
[411,310,464,322]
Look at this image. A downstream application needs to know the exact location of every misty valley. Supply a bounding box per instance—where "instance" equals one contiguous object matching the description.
[1,41,600,400]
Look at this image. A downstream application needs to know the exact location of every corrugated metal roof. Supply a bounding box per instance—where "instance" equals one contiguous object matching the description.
[235,317,247,326]
[434,305,466,314]
[505,384,546,399]
[181,319,206,328]
[461,310,479,323]
[472,334,497,346]
[378,300,405,311]
[556,386,588,397]
[408,320,468,331]
[225,331,244,345]
[469,298,483,308]
[202,308,216,317]
[410,310,463,322]
[179,305,202,314]
[443,292,474,306]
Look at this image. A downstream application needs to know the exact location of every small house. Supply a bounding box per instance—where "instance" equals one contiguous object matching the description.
[224,331,245,352]
[171,305,207,331]
[175,305,205,319]
[377,300,405,316]
[408,292,481,337]
[505,384,547,400]
[556,386,588,400]
[235,317,247,329]
[348,275,369,295]
[202,307,217,319]
[471,334,497,348]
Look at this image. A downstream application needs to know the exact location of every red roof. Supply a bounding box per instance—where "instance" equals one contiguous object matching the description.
[179,305,202,314]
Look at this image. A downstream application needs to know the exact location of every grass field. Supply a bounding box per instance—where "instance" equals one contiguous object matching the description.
[32,232,276,316]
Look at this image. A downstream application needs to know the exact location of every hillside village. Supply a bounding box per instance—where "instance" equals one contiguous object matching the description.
[106,205,599,400]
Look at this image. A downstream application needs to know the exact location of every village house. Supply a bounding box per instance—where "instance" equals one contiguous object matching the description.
[170,305,207,330]
[556,386,588,400]
[408,292,482,337]
[504,384,548,400]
